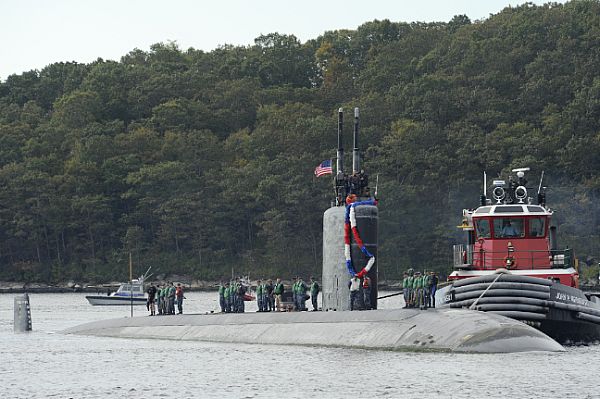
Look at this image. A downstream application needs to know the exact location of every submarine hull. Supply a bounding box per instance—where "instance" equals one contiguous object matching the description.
[63,308,564,353]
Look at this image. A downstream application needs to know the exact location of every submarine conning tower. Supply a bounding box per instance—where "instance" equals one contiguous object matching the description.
[323,107,378,311]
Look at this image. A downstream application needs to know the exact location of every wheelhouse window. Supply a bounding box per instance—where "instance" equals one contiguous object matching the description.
[493,218,524,238]
[475,219,491,239]
[528,217,546,238]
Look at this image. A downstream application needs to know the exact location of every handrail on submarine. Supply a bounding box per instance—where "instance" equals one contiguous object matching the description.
[378,291,403,300]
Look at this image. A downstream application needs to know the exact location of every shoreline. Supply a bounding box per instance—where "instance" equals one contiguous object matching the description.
[0,280,405,294]
[2,281,598,295]
[2,282,599,295]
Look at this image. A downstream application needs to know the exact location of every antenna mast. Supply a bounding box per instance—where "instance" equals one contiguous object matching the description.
[337,108,344,176]
[352,107,360,174]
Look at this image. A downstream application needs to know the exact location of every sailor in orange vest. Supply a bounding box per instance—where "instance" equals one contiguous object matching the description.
[362,275,372,310]
[175,283,185,314]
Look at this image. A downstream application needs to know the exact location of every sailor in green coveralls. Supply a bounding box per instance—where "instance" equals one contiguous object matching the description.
[405,271,414,308]
[223,282,231,312]
[413,272,423,309]
[256,280,264,312]
[402,272,410,308]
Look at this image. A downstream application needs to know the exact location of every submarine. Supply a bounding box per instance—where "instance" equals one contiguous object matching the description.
[63,108,564,353]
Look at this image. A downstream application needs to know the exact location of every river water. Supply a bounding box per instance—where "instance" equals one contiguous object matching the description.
[1,292,598,399]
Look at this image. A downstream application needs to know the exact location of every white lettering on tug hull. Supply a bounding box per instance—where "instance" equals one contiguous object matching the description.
[555,291,589,306]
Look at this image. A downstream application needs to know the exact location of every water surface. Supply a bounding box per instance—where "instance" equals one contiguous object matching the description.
[0,292,597,398]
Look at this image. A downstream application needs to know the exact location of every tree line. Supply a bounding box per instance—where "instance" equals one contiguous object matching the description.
[1,1,599,284]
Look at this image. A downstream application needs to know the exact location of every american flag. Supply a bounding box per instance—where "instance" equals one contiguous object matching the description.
[314,159,333,177]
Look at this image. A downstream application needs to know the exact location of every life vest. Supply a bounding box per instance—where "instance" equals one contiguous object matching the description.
[274,283,284,294]
[362,277,370,288]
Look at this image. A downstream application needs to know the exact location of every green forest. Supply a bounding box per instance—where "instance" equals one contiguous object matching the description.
[1,1,600,284]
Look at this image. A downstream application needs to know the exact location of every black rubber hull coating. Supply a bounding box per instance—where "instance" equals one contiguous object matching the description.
[452,273,553,288]
[454,282,550,294]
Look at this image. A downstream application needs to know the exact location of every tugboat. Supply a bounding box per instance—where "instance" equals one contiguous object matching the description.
[438,168,600,343]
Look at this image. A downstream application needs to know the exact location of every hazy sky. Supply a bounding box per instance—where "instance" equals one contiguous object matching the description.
[2,0,559,81]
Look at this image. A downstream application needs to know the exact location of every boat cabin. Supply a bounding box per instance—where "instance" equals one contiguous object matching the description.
[113,279,145,297]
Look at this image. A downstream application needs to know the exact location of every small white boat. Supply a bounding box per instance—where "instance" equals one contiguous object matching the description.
[86,276,147,306]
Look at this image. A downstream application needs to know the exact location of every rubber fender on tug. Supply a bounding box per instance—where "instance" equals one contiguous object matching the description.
[549,301,600,317]
[453,282,551,294]
[575,312,600,325]
[453,289,550,302]
[452,273,553,288]
[449,296,549,308]
[474,303,549,314]
[491,311,547,320]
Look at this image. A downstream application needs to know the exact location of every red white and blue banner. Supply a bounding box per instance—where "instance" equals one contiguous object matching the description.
[344,197,377,277]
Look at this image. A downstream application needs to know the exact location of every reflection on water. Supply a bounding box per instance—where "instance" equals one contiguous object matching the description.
[0,292,598,399]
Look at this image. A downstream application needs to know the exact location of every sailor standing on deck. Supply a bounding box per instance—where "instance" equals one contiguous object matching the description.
[430,271,438,308]
[146,283,157,316]
[218,282,226,313]
[157,285,163,315]
[233,279,239,313]
[310,277,320,311]
[168,282,176,315]
[413,272,422,309]
[274,278,284,311]
[406,269,414,307]
[402,272,409,308]
[295,277,307,311]
[349,276,361,311]
[265,279,274,312]
[292,277,299,311]
[162,282,168,314]
[223,282,231,312]
[237,279,247,313]
[362,275,372,310]
[423,271,432,309]
[175,283,184,314]
[256,280,264,312]
[260,280,268,312]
